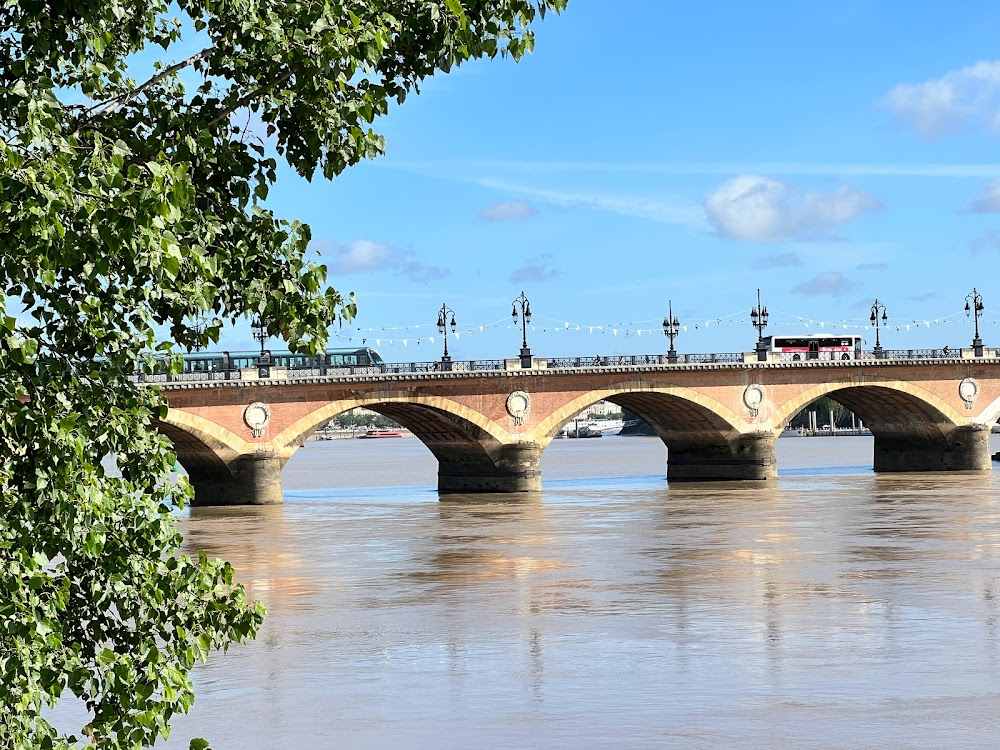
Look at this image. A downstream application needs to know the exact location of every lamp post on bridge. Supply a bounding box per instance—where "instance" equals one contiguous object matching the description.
[190,311,208,353]
[251,315,271,377]
[511,291,533,369]
[749,288,769,362]
[662,299,680,364]
[869,299,887,358]
[437,303,457,371]
[966,288,985,357]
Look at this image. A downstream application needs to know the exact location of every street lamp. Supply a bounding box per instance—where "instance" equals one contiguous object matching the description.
[662,299,680,364]
[190,311,208,352]
[869,299,887,358]
[436,303,457,371]
[251,315,271,377]
[965,288,985,357]
[511,291,532,369]
[749,288,769,362]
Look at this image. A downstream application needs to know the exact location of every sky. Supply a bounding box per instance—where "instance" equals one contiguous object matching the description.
[221,0,1000,360]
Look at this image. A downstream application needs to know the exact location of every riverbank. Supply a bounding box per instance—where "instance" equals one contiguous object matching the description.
[308,427,414,440]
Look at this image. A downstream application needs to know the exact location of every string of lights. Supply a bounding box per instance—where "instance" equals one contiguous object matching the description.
[326,307,1000,347]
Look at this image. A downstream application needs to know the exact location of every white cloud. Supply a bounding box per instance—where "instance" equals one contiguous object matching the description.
[705,175,879,243]
[883,61,1000,138]
[476,179,705,228]
[478,200,538,221]
[968,180,1000,212]
[510,255,559,283]
[324,239,447,282]
[792,272,857,297]
[328,239,396,273]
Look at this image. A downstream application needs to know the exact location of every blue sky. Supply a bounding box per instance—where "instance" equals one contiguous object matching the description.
[223,1,1000,360]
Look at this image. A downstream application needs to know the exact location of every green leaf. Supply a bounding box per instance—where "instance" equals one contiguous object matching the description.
[0,1,563,747]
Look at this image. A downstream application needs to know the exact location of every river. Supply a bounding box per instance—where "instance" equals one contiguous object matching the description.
[157,435,1000,749]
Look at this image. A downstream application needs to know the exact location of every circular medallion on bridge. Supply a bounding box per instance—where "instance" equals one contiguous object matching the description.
[743,384,765,417]
[959,377,979,410]
[243,401,271,438]
[506,390,531,427]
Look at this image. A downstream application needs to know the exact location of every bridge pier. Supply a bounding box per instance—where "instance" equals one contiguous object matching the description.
[188,453,284,506]
[667,433,777,482]
[438,443,542,493]
[873,426,992,473]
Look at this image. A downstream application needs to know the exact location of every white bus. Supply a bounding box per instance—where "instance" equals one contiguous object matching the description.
[765,333,863,360]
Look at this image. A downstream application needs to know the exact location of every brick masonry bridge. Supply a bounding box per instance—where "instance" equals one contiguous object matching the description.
[153,353,1000,505]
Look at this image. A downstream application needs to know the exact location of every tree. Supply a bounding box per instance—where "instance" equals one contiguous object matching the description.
[0,2,565,747]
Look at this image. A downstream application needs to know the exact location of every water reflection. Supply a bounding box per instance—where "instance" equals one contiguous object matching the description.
[151,437,1000,749]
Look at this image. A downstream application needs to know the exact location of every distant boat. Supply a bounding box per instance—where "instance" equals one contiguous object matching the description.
[586,419,625,436]
[357,428,402,439]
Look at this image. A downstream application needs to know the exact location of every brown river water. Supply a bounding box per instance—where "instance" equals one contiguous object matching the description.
[85,436,1000,747]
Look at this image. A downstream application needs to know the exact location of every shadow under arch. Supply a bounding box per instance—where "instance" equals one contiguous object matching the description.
[773,381,990,473]
[535,385,775,482]
[274,394,538,493]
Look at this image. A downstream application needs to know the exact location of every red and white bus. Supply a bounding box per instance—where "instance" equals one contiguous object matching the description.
[765,333,862,360]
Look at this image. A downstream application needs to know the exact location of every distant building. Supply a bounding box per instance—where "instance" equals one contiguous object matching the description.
[573,400,621,419]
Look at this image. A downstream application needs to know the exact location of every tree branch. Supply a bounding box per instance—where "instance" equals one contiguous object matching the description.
[82,47,215,121]
[206,68,296,129]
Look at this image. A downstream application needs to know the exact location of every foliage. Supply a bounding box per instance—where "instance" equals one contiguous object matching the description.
[0,1,565,747]
[619,408,655,436]
[330,411,400,430]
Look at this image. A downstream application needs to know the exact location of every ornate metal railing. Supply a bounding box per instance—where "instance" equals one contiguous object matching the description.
[467,359,507,371]
[778,349,956,363]
[547,354,663,368]
[137,370,242,383]
[680,352,744,364]
[543,352,743,368]
[136,346,992,383]
[877,348,953,360]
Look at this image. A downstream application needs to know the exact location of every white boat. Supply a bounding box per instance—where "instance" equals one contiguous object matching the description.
[586,419,624,436]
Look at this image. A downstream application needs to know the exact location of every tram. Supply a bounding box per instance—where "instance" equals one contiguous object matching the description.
[152,347,385,375]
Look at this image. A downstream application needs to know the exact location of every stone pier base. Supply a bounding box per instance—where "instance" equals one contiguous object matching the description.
[438,444,542,493]
[189,454,284,506]
[667,433,777,482]
[873,426,992,473]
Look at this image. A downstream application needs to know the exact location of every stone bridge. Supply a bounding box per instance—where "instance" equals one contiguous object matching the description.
[155,357,1000,505]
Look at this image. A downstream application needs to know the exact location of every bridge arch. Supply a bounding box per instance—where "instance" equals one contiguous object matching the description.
[534,383,774,482]
[771,379,964,434]
[274,392,537,493]
[534,384,745,447]
[771,380,989,472]
[154,410,282,505]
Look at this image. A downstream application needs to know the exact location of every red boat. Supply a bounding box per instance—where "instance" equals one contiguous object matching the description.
[357,428,403,439]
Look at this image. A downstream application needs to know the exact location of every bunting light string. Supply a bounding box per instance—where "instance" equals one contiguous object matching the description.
[329,316,515,348]
[339,316,511,334]
[327,308,1000,347]
[527,308,752,337]
[767,308,970,333]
